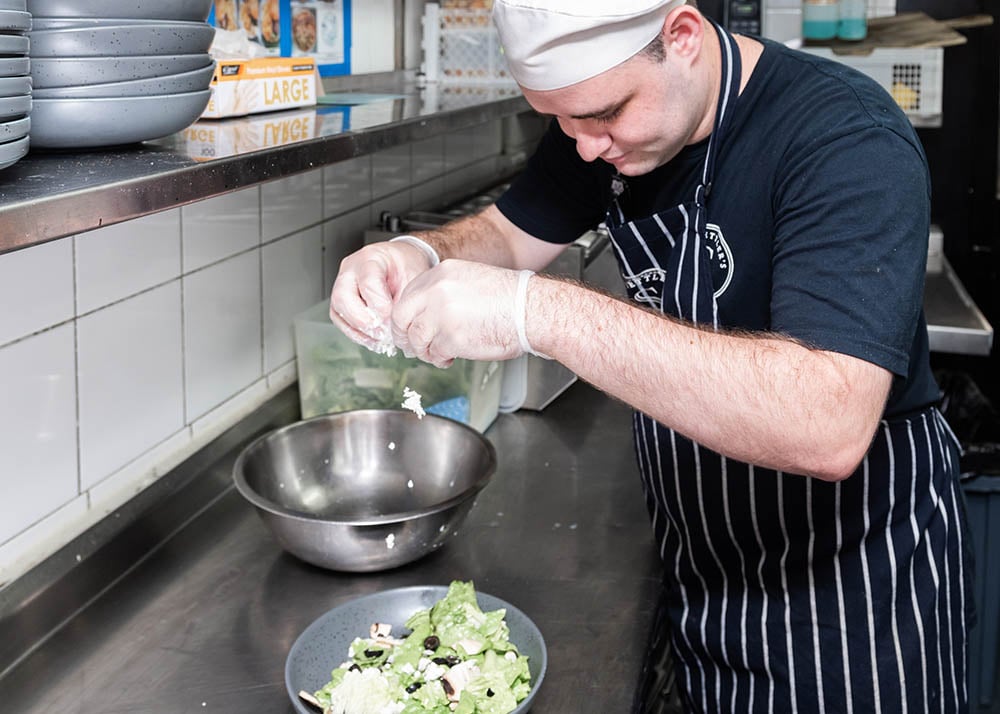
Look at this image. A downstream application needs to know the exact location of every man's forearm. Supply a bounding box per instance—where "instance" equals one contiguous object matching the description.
[412,205,567,271]
[526,274,892,481]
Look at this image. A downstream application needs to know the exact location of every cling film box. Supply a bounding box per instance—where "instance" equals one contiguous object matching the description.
[294,301,505,433]
[201,56,319,118]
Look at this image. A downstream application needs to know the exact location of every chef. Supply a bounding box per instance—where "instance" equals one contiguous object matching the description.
[329,1,972,711]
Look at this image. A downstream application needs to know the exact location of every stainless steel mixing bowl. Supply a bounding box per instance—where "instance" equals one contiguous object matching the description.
[233,409,497,572]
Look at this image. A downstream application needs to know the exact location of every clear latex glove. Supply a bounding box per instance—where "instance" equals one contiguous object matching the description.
[390,260,529,369]
[329,240,437,354]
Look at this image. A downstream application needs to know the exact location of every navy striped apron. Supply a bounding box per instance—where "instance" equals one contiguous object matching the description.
[616,22,972,714]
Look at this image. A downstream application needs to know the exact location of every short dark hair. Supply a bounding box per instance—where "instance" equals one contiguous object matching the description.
[639,1,697,63]
[640,33,666,62]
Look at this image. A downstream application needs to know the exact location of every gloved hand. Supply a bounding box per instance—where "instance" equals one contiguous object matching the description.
[390,260,530,368]
[329,239,437,354]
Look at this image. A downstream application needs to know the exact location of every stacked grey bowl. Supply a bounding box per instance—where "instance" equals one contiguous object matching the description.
[0,0,31,170]
[26,0,215,149]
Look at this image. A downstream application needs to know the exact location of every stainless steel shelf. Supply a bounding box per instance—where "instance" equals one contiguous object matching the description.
[925,257,994,356]
[0,83,530,256]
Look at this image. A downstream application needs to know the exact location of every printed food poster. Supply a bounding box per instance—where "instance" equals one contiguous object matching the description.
[210,0,350,75]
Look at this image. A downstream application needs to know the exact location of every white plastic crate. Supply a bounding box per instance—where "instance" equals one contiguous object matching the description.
[801,46,944,126]
[422,4,516,86]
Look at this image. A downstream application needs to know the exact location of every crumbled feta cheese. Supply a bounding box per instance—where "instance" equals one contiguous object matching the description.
[364,308,397,357]
[424,662,446,681]
[401,386,425,418]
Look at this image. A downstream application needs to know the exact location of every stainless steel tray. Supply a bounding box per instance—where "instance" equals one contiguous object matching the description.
[925,257,994,356]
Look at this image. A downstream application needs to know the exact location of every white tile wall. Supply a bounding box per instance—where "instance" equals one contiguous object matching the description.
[372,144,413,200]
[75,209,182,314]
[445,126,479,171]
[322,206,372,292]
[412,136,445,184]
[77,282,185,489]
[262,226,324,371]
[183,250,263,420]
[0,324,78,544]
[412,176,447,212]
[0,118,513,586]
[0,236,73,347]
[261,169,324,241]
[323,155,372,219]
[181,186,260,272]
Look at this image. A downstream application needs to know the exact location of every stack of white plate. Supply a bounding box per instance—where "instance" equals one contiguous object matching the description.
[26,0,215,149]
[0,0,31,170]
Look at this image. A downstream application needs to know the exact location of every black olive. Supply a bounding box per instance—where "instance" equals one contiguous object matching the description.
[423,635,440,651]
[406,682,422,693]
[363,649,383,658]
[487,688,495,697]
[432,657,450,665]
[348,664,361,673]
[442,679,455,696]
[446,655,461,666]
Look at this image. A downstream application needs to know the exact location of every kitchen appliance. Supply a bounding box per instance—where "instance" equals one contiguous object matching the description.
[724,0,802,46]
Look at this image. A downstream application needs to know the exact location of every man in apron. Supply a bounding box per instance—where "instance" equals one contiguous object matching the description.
[329,1,973,711]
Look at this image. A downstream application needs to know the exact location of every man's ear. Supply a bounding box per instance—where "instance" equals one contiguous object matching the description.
[662,5,704,62]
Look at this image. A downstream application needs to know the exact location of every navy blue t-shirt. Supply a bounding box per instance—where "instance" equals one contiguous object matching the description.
[496,39,939,418]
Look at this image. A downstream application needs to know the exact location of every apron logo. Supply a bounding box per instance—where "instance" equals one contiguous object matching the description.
[705,223,734,299]
[624,268,667,310]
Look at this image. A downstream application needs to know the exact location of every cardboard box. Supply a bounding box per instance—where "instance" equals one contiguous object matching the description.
[201,56,320,119]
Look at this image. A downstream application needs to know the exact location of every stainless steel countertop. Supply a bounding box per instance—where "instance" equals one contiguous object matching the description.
[0,382,662,713]
[0,82,530,256]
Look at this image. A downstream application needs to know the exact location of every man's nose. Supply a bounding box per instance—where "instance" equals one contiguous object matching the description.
[559,118,611,163]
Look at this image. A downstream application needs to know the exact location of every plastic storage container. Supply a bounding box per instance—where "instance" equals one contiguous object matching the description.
[293,300,505,433]
[802,0,840,41]
[837,0,867,41]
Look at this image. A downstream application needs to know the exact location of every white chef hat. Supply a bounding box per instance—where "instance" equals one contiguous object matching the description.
[492,0,687,91]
